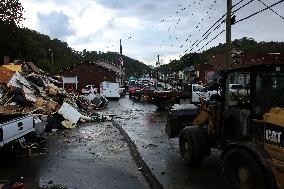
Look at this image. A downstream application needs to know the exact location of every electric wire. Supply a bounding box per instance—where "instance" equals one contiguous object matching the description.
[188,0,283,55]
[185,0,256,54]
[235,0,284,24]
[198,30,225,51]
[202,0,255,38]
[257,0,284,20]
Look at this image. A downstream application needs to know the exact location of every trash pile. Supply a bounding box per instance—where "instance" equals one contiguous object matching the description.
[0,62,108,132]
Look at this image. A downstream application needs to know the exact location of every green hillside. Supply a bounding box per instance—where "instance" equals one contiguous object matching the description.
[0,22,150,77]
[81,50,151,77]
[159,37,284,72]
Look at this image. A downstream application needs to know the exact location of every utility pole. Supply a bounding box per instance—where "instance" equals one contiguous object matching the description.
[225,0,232,70]
[49,49,54,76]
[120,39,122,57]
[119,39,123,86]
[156,55,160,80]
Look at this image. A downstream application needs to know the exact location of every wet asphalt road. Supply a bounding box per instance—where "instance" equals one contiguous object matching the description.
[105,96,228,189]
[0,122,149,189]
[0,96,227,189]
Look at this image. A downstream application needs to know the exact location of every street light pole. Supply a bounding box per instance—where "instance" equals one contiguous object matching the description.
[49,49,54,76]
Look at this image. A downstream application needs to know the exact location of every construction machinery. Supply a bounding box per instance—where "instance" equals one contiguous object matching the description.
[165,64,284,188]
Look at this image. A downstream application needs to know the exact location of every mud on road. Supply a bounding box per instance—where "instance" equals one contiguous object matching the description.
[0,122,150,189]
[0,96,227,189]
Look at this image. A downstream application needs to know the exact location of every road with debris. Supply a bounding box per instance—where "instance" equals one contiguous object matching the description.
[0,96,227,189]
[104,96,227,189]
[0,121,150,189]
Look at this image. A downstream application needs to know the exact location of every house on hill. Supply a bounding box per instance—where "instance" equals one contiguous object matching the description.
[59,61,124,92]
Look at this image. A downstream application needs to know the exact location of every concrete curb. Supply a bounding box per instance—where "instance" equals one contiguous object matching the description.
[112,121,164,189]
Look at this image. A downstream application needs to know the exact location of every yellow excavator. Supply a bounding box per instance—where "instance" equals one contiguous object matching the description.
[166,64,284,188]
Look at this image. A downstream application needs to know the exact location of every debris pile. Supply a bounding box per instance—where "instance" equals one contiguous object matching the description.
[0,61,108,132]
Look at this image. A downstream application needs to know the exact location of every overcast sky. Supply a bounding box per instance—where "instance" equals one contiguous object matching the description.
[21,0,284,65]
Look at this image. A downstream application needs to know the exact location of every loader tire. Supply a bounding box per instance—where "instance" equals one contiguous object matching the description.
[162,100,172,111]
[156,100,172,111]
[224,148,269,189]
[179,126,210,166]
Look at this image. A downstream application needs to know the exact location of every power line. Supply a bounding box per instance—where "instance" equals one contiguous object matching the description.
[232,0,246,8]
[232,0,256,14]
[198,30,225,51]
[235,0,284,24]
[202,0,255,38]
[185,0,283,56]
[202,13,226,38]
[189,0,255,53]
[162,0,257,59]
[158,0,218,54]
[178,0,283,60]
[257,0,284,20]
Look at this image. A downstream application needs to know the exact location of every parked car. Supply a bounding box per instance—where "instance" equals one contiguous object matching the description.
[128,85,144,98]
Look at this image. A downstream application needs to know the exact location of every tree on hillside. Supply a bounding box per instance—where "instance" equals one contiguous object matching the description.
[0,0,24,25]
[0,0,24,63]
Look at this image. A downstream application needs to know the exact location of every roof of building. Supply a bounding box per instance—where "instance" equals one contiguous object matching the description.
[59,60,124,76]
[96,61,122,74]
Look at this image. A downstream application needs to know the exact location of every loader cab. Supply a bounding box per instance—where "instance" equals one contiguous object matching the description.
[220,64,284,140]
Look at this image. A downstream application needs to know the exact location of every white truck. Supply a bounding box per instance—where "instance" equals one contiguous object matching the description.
[100,81,120,99]
[190,84,219,103]
[191,84,205,103]
[0,114,42,148]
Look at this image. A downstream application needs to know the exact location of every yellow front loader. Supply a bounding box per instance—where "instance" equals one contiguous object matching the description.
[176,64,284,188]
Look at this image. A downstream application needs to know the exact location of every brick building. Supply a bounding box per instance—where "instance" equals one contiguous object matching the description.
[59,61,124,91]
[193,63,214,84]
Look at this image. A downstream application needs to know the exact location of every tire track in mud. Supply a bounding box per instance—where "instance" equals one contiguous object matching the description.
[112,121,164,189]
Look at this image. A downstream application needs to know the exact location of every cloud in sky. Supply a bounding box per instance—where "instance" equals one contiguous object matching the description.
[37,11,75,40]
[21,0,284,65]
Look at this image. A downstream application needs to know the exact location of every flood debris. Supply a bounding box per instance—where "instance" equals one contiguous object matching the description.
[0,61,109,152]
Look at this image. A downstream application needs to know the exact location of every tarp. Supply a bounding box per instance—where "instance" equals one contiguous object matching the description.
[3,65,22,72]
[0,67,16,84]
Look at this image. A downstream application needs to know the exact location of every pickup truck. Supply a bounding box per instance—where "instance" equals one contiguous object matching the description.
[141,84,203,111]
[0,114,39,148]
[141,90,191,110]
